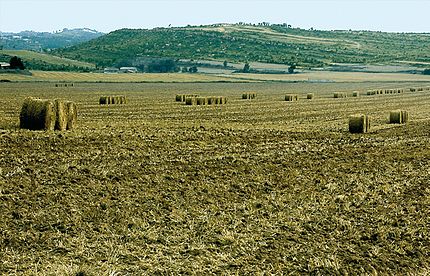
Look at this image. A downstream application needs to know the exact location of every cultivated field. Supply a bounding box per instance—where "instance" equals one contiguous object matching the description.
[0,71,248,83]
[1,70,430,83]
[1,81,430,274]
[0,50,95,69]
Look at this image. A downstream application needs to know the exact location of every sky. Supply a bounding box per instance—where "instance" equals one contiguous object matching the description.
[0,0,429,33]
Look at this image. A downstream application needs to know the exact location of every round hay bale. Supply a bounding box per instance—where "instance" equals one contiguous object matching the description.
[390,110,409,124]
[176,94,183,102]
[186,97,197,105]
[207,97,215,105]
[401,110,409,123]
[177,94,197,102]
[120,96,126,104]
[220,96,224,104]
[216,96,224,104]
[20,98,56,131]
[334,92,347,98]
[349,114,370,133]
[389,110,403,124]
[99,96,108,105]
[365,116,370,132]
[196,97,208,105]
[242,93,256,100]
[65,101,77,130]
[285,94,298,101]
[54,99,68,131]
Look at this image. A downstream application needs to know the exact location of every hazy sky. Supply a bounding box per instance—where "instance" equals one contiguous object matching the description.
[1,0,429,33]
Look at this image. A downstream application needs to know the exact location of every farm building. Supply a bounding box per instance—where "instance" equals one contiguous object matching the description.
[0,62,11,69]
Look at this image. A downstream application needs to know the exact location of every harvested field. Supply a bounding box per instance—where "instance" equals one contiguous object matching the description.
[1,81,430,274]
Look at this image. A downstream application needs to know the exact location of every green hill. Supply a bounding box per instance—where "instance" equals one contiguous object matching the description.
[53,24,430,68]
[0,28,104,52]
[0,50,96,71]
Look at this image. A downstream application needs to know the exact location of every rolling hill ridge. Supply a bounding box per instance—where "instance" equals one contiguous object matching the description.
[53,24,430,68]
[0,28,104,51]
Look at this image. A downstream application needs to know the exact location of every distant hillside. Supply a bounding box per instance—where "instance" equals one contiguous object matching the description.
[0,28,104,51]
[0,50,96,71]
[53,24,430,68]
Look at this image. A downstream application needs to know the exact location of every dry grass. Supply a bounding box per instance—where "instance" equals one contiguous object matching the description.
[1,70,430,84]
[219,71,430,83]
[1,81,430,274]
[0,71,250,83]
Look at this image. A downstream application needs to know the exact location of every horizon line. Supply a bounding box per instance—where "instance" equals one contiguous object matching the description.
[1,22,430,34]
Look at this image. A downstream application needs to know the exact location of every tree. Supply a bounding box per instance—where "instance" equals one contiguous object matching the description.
[223,60,228,68]
[423,68,430,75]
[243,62,250,73]
[9,56,25,70]
[189,66,198,73]
[288,64,296,74]
[181,67,188,73]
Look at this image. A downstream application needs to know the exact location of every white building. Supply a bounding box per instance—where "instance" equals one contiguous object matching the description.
[0,62,10,69]
[119,67,138,73]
